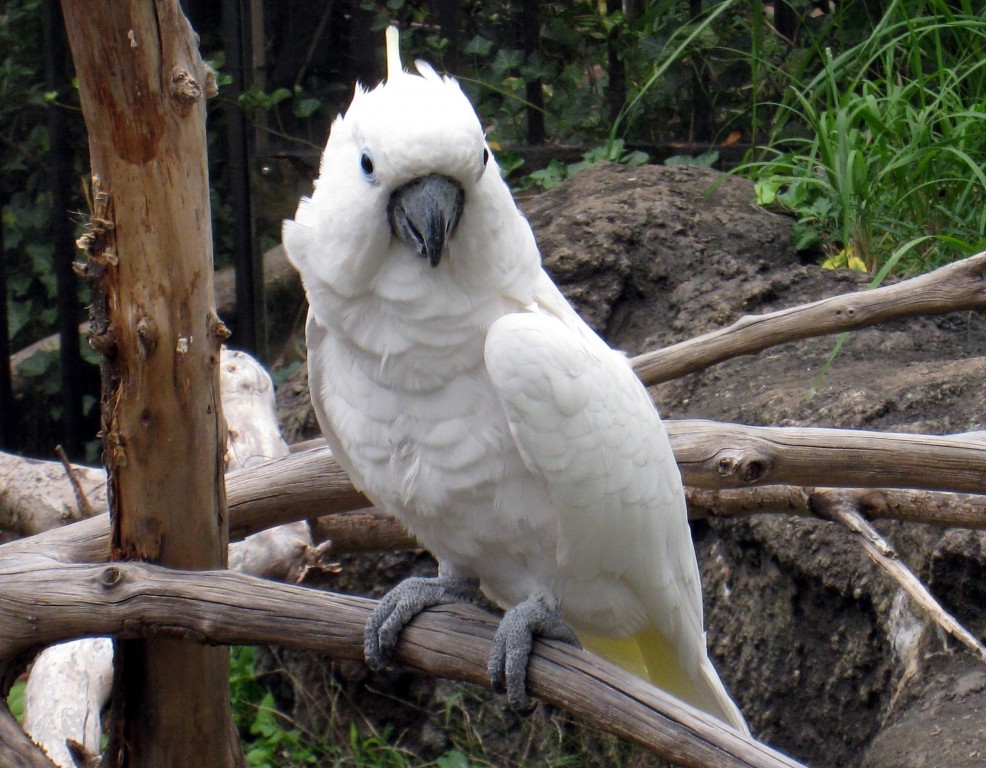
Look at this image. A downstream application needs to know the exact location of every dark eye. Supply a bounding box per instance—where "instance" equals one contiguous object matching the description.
[482,147,490,167]
[360,151,375,179]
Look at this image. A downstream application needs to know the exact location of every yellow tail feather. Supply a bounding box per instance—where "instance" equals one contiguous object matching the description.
[581,627,749,735]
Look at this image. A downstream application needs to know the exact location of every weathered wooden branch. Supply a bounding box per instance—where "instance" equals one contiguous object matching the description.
[0,558,806,768]
[814,490,986,665]
[0,455,105,537]
[3,424,984,565]
[686,485,986,529]
[668,420,986,494]
[311,485,986,554]
[632,251,986,385]
[21,639,113,768]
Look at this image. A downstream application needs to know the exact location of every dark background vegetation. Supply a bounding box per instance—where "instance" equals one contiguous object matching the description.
[1,0,984,461]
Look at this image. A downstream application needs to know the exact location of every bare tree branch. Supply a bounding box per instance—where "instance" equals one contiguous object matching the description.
[309,485,986,554]
[21,639,113,768]
[3,429,984,571]
[0,559,808,768]
[0,454,106,537]
[54,446,95,521]
[813,490,986,665]
[686,485,986,529]
[668,420,986,494]
[632,251,986,385]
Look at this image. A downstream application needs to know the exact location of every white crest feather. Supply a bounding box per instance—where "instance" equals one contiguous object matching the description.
[414,59,442,82]
[385,26,403,80]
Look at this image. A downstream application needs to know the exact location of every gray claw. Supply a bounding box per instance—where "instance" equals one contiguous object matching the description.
[488,595,581,711]
[364,574,479,671]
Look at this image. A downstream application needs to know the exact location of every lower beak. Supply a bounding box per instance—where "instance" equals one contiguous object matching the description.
[387,174,464,268]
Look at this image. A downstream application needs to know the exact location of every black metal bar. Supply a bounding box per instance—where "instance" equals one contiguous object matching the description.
[44,0,84,457]
[434,0,460,73]
[0,200,13,451]
[222,0,265,359]
[607,0,627,128]
[520,0,544,146]
[689,0,712,142]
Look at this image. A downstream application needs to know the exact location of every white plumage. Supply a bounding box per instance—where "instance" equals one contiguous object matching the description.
[284,26,747,733]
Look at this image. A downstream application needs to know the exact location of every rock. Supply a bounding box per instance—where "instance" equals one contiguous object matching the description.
[858,653,986,768]
[523,162,799,349]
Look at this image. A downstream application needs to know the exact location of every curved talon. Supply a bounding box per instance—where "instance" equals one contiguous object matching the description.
[364,574,479,671]
[488,595,581,711]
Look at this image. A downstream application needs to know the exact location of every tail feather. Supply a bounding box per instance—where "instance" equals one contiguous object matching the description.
[582,627,749,735]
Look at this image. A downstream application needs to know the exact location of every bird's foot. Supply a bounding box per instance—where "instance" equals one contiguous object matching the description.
[488,595,581,712]
[364,574,479,671]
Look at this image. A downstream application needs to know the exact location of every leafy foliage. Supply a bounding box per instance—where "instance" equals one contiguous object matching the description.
[741,0,986,274]
[1,0,71,352]
[507,138,650,192]
[230,646,494,767]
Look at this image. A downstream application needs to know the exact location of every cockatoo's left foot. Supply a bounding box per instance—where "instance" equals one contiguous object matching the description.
[364,574,480,672]
[488,595,581,711]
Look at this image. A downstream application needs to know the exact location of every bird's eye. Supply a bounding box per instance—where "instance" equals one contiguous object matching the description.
[360,151,375,180]
[482,147,490,168]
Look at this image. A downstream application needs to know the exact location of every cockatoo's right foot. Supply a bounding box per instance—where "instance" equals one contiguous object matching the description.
[488,594,582,712]
[364,574,480,671]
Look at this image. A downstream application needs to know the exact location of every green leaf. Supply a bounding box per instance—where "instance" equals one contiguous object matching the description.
[292,97,322,118]
[754,179,779,206]
[792,222,822,252]
[496,149,525,179]
[664,150,718,167]
[528,159,568,190]
[7,299,31,338]
[490,49,524,75]
[463,35,493,57]
[437,750,472,768]
[6,681,25,723]
[16,350,58,378]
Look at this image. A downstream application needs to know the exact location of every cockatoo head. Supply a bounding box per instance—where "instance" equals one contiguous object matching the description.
[284,27,520,301]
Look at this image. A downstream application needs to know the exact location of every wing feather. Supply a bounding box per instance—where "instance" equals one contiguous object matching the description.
[484,310,705,645]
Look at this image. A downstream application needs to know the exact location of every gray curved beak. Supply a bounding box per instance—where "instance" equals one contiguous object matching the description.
[387,174,464,267]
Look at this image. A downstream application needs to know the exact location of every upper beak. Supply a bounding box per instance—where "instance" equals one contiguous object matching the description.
[387,174,464,268]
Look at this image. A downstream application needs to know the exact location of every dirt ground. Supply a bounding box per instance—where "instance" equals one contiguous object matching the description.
[274,163,986,767]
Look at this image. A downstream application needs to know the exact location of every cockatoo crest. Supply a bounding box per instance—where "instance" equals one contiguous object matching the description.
[283,26,501,300]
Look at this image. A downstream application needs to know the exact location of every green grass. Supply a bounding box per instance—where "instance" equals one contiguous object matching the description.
[229,646,654,767]
[231,646,494,768]
[742,0,986,276]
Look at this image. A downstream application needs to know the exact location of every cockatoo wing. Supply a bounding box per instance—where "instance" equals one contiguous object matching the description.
[484,307,701,628]
[484,304,748,733]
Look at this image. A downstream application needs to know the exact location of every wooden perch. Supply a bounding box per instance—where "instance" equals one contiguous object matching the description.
[60,0,235,763]
[0,558,807,768]
[632,250,986,385]
[686,485,986,529]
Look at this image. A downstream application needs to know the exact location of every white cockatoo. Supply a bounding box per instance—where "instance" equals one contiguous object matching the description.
[283,26,748,733]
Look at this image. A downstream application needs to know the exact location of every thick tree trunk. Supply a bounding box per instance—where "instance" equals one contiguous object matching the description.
[58,1,240,766]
